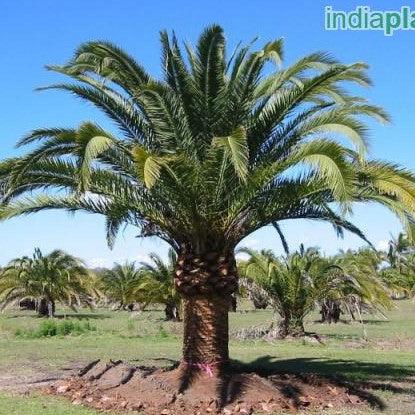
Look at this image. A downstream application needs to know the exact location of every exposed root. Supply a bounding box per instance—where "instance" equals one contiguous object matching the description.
[78,359,100,377]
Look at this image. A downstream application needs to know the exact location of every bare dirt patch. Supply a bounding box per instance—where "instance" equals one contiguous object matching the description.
[343,338,415,351]
[46,360,373,414]
[0,361,84,393]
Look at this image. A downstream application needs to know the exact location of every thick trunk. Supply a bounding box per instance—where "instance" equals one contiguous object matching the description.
[174,248,237,373]
[182,294,230,366]
[277,316,305,338]
[164,301,181,321]
[36,298,55,317]
[320,300,341,324]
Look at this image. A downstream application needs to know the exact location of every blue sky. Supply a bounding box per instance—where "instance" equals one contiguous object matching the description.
[0,0,413,266]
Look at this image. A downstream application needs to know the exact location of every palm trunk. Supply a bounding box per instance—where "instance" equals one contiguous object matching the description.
[182,294,229,365]
[36,298,55,317]
[277,315,305,337]
[47,300,55,318]
[174,248,237,373]
[37,298,49,317]
[320,300,341,323]
[165,301,181,321]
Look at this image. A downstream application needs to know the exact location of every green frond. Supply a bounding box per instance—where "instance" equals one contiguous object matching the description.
[131,145,163,189]
[261,38,284,67]
[289,139,354,202]
[212,126,248,181]
[77,125,115,191]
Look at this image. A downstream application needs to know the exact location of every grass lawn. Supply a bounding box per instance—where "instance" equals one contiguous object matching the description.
[0,300,414,414]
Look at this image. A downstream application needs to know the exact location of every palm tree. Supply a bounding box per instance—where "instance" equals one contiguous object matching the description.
[100,262,141,310]
[323,248,392,322]
[137,249,181,321]
[387,232,413,271]
[0,248,94,317]
[380,235,415,298]
[381,266,415,299]
[241,247,336,337]
[1,26,415,375]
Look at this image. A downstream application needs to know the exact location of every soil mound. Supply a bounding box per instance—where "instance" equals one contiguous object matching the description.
[47,359,368,414]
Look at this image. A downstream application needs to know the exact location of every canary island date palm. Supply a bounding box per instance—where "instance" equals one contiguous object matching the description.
[0,248,94,317]
[387,232,414,271]
[136,249,181,321]
[324,247,392,322]
[1,26,415,374]
[240,246,338,336]
[381,233,415,298]
[240,246,392,336]
[100,262,141,310]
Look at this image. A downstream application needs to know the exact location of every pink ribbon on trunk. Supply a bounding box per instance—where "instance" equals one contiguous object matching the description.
[183,360,218,377]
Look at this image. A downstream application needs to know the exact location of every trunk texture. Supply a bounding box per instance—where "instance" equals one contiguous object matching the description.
[174,248,237,371]
[164,301,181,321]
[277,316,305,338]
[320,300,341,323]
[36,298,55,317]
[182,294,230,365]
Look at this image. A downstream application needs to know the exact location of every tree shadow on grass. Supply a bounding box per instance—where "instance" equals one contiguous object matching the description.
[5,312,111,320]
[54,313,111,320]
[231,355,415,409]
[312,319,389,325]
[235,354,415,382]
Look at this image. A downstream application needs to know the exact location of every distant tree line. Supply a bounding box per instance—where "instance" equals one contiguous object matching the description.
[0,233,413,337]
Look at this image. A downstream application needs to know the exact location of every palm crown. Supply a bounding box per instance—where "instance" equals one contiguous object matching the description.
[100,262,141,309]
[2,25,415,262]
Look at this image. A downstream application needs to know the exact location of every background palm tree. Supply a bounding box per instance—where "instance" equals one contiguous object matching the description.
[381,233,415,299]
[100,262,141,310]
[240,245,392,337]
[387,232,413,271]
[137,249,181,321]
[1,26,415,377]
[0,248,94,317]
[324,248,392,323]
[240,246,337,337]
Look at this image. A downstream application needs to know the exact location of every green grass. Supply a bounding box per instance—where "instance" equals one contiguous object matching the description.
[0,394,108,415]
[0,300,414,414]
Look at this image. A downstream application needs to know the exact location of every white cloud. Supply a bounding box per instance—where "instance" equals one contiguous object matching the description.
[235,251,250,261]
[133,253,151,263]
[87,257,116,268]
[376,240,389,252]
[241,238,259,248]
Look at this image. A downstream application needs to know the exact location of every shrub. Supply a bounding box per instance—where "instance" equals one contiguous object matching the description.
[15,319,96,338]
